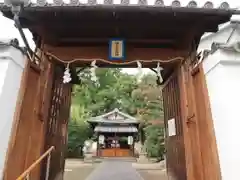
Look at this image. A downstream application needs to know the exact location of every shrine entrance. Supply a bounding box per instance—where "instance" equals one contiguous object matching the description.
[88,108,139,158]
[1,1,239,180]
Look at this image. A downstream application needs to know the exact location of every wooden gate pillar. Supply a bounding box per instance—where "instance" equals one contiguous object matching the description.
[163,55,221,180]
[3,53,55,180]
[41,64,72,180]
[178,58,221,180]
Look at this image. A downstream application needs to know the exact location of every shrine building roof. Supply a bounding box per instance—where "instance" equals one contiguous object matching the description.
[88,108,139,124]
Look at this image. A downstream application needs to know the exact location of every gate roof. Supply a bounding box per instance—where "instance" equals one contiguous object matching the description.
[1,1,239,48]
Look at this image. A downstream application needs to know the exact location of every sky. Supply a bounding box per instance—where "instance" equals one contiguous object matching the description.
[0,0,239,74]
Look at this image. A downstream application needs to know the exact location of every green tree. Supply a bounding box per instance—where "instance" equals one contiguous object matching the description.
[68,69,165,159]
[132,74,164,122]
[144,125,165,160]
[67,106,92,157]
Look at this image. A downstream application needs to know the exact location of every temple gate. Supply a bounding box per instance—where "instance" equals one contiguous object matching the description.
[0,0,239,180]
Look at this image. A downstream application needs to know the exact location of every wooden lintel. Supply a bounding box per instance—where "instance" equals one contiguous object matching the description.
[44,45,187,67]
[44,45,187,60]
[57,38,176,44]
[20,18,200,29]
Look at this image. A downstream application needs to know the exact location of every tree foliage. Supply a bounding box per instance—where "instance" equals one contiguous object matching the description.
[67,105,93,157]
[144,125,165,160]
[68,68,165,158]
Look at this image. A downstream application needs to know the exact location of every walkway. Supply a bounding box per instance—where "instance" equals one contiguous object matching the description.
[64,159,167,180]
[85,160,143,180]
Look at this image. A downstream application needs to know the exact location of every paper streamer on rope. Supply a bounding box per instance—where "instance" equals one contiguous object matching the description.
[45,51,183,84]
[63,63,72,83]
[156,62,163,83]
[90,60,99,83]
[136,61,143,83]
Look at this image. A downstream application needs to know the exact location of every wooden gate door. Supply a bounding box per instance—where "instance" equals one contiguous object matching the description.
[3,58,54,180]
[190,63,221,180]
[41,64,72,180]
[162,62,221,180]
[162,71,187,180]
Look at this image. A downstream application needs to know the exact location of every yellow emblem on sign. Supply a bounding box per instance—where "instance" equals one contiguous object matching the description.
[109,39,125,60]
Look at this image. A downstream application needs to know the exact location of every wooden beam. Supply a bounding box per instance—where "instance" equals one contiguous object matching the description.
[57,38,176,44]
[22,20,194,29]
[44,45,187,67]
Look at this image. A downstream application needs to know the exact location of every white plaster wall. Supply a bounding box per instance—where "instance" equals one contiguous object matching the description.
[0,45,26,179]
[203,49,240,180]
[199,23,240,52]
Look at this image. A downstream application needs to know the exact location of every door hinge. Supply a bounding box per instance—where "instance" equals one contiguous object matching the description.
[186,113,195,124]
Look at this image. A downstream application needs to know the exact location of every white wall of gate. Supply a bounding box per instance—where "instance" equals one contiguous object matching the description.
[200,19,240,180]
[0,40,26,179]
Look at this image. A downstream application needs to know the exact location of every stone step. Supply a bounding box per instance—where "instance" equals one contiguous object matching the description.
[91,157,137,163]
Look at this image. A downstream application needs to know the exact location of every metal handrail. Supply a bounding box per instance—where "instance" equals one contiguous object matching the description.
[16,146,55,180]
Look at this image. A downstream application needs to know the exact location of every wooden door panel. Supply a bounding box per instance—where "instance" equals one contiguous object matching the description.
[4,62,46,180]
[162,72,187,180]
[191,64,221,180]
[175,61,221,180]
[101,149,115,157]
[100,149,131,157]
[42,64,72,180]
[116,149,130,157]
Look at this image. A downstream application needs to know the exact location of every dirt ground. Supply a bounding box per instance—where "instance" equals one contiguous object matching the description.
[63,159,167,180]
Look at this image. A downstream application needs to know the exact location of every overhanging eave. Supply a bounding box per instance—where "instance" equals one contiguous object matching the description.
[0,1,238,47]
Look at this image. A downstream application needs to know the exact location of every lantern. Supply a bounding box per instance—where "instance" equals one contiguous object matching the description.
[99,135,105,144]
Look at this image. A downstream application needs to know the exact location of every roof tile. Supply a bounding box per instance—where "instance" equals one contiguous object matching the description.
[88,0,97,5]
[187,1,197,8]
[171,0,181,7]
[0,0,232,10]
[121,0,129,5]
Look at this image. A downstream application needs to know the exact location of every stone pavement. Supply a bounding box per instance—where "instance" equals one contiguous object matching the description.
[64,159,97,180]
[85,160,144,180]
[64,159,167,180]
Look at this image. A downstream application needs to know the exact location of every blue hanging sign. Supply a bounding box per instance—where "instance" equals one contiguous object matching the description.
[109,38,125,60]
